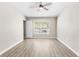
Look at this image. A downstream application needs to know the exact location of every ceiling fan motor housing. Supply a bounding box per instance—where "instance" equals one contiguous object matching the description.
[39,4,43,7]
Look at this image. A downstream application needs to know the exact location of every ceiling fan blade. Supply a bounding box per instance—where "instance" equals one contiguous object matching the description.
[40,2,42,5]
[42,7,48,10]
[43,2,52,6]
[30,2,39,8]
[30,5,38,8]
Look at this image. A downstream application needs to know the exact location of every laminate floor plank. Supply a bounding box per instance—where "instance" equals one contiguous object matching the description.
[0,39,78,57]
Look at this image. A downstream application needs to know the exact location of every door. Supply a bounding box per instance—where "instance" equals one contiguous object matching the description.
[26,20,32,38]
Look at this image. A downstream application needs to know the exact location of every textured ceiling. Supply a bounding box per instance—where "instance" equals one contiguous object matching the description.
[0,2,78,17]
[16,2,66,17]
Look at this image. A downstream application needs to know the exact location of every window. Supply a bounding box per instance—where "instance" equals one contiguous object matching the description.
[33,21,49,34]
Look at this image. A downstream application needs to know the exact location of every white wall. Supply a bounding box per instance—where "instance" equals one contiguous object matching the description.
[25,17,57,38]
[57,3,79,55]
[0,4,24,54]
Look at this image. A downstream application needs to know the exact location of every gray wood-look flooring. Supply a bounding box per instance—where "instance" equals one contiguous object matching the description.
[0,38,78,57]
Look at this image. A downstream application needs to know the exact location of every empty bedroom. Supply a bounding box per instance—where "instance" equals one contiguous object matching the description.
[0,2,79,57]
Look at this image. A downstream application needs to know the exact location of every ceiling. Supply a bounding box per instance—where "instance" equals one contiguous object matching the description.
[16,2,66,17]
[0,2,79,17]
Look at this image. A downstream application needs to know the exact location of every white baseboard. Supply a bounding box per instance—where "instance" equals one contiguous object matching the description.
[0,40,23,55]
[25,37,57,39]
[57,38,79,56]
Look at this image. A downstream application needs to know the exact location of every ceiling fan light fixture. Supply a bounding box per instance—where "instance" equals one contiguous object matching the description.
[39,7,43,9]
[30,2,52,11]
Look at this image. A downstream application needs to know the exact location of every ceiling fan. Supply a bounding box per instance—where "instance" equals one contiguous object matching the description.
[30,2,52,11]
